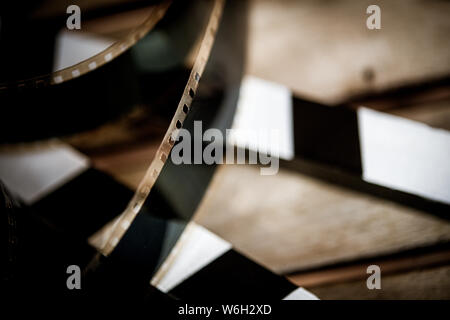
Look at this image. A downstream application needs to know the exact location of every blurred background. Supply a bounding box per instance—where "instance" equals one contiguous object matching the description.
[196,0,450,299]
[90,0,450,299]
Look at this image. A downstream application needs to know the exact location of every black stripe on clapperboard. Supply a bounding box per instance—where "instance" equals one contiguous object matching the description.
[282,97,450,219]
[169,249,298,300]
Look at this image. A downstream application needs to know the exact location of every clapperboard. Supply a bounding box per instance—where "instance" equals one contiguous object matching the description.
[0,142,316,302]
[231,76,450,218]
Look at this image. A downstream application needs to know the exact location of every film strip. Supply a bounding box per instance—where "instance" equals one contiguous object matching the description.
[88,0,225,256]
[0,0,226,269]
[0,1,171,91]
[0,0,224,255]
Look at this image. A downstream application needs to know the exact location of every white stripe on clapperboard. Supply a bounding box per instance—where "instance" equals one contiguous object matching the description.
[0,141,89,205]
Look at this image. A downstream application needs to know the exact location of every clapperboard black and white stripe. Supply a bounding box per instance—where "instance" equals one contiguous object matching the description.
[0,142,316,301]
[231,76,450,218]
[151,221,316,300]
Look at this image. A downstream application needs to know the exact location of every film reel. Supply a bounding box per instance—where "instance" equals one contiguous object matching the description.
[1,0,276,300]
[1,0,317,303]
[0,0,226,246]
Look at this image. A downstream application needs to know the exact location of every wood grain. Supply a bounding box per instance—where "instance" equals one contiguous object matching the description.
[194,165,450,274]
[308,265,450,299]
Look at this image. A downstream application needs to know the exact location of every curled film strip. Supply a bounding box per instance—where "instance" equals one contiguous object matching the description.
[0,1,172,91]
[0,0,225,255]
[87,0,225,256]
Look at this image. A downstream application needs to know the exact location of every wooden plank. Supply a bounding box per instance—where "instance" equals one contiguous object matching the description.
[288,244,450,287]
[194,165,450,273]
[246,0,450,104]
[307,265,450,299]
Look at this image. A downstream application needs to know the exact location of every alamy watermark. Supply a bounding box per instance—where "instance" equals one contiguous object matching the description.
[66,5,81,30]
[366,5,381,30]
[366,265,381,290]
[170,121,280,175]
[66,265,81,290]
